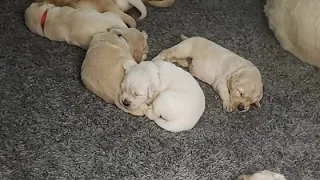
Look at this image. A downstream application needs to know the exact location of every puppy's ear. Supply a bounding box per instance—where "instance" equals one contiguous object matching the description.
[228,71,243,90]
[123,61,136,71]
[147,84,157,99]
[141,30,148,39]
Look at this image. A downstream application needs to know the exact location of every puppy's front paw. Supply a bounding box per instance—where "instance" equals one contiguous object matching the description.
[140,103,149,112]
[223,101,235,112]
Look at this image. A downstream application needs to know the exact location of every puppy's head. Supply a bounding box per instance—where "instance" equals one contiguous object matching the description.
[108,28,149,62]
[119,61,160,110]
[24,2,55,35]
[227,66,263,112]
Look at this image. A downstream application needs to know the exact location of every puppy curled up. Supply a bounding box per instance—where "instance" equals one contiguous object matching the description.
[157,34,263,112]
[81,28,149,116]
[25,2,128,49]
[37,0,148,28]
[119,58,205,132]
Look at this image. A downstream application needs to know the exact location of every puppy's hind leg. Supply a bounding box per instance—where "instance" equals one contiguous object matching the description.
[106,3,137,28]
[142,104,187,132]
[158,37,194,63]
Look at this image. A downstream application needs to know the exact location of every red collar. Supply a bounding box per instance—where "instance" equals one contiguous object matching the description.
[41,9,48,33]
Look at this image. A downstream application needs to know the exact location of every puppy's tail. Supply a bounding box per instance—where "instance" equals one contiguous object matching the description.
[180,34,189,40]
[146,0,175,7]
[127,0,147,20]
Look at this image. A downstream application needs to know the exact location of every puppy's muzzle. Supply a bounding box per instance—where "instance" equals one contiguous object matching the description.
[122,99,131,107]
[237,103,245,111]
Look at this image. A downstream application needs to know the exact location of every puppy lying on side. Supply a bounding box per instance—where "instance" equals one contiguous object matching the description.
[81,28,148,116]
[156,35,263,112]
[238,170,287,180]
[37,0,147,28]
[119,58,205,132]
[25,2,128,49]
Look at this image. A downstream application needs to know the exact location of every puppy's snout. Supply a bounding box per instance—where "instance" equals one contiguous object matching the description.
[122,99,131,107]
[237,103,245,111]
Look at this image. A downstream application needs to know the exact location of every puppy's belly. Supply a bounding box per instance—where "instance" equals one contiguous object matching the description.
[189,65,216,85]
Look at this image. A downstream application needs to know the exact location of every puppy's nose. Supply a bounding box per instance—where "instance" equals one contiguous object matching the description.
[122,99,131,107]
[237,103,245,111]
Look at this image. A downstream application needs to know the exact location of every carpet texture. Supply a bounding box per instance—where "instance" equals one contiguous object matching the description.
[1,0,320,179]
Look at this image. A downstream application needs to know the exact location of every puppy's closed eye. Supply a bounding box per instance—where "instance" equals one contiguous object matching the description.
[133,92,143,97]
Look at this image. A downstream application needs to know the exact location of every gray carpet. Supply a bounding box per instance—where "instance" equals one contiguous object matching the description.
[1,0,319,179]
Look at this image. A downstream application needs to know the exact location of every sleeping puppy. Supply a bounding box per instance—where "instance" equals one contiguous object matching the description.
[156,35,263,112]
[81,28,148,116]
[119,58,205,132]
[37,0,147,27]
[238,170,287,180]
[25,2,128,49]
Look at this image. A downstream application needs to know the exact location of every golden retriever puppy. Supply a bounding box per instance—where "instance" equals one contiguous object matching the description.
[238,170,287,180]
[81,28,149,116]
[25,2,128,49]
[37,0,147,28]
[264,0,320,68]
[156,35,263,112]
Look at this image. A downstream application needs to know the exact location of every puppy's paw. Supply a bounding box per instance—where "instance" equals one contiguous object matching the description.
[158,50,174,61]
[223,101,235,112]
[140,103,149,112]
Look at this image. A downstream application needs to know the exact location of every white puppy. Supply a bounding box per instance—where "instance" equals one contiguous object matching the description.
[238,170,287,180]
[25,2,128,49]
[264,0,320,68]
[156,35,263,112]
[119,58,206,132]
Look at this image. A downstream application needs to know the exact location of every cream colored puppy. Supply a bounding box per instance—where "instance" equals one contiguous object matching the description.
[119,58,205,132]
[25,2,128,49]
[37,0,144,28]
[156,35,263,112]
[264,0,320,68]
[81,28,148,116]
[238,170,287,180]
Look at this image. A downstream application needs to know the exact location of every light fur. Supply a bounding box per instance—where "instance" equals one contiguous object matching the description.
[25,2,128,49]
[81,28,148,116]
[157,35,263,112]
[238,170,287,180]
[264,0,320,68]
[36,0,146,27]
[119,58,205,132]
[143,0,175,7]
